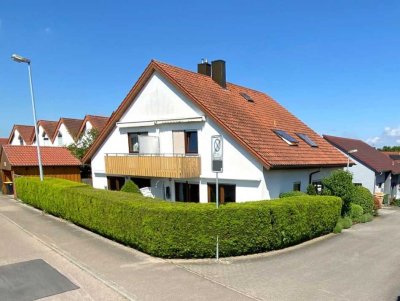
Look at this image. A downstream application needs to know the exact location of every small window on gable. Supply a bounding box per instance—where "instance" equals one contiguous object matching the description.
[240,92,254,102]
[18,136,23,145]
[57,132,63,145]
[272,129,299,146]
[42,132,48,141]
[296,133,318,147]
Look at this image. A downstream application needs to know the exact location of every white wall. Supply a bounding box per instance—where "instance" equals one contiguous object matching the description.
[33,125,54,147]
[54,124,75,146]
[264,167,339,199]
[10,129,25,145]
[346,156,376,193]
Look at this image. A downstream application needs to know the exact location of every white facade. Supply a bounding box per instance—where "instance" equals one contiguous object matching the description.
[10,129,26,145]
[33,125,55,147]
[91,72,339,202]
[54,123,76,147]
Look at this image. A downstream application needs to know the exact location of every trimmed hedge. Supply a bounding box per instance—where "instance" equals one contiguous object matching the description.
[121,179,140,193]
[351,186,374,215]
[279,191,306,198]
[15,177,342,258]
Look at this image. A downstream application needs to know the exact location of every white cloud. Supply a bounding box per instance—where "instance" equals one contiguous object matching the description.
[366,136,381,145]
[384,126,400,137]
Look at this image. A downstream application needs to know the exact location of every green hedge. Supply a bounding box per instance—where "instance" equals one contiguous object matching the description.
[351,186,374,215]
[15,177,342,258]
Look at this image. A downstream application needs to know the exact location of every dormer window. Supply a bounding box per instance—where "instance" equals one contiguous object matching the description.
[57,132,63,145]
[272,129,299,146]
[240,92,254,103]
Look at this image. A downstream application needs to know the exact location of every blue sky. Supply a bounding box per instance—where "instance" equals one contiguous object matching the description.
[1,1,399,146]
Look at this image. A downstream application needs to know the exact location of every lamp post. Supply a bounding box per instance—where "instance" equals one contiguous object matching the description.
[347,149,358,171]
[11,54,44,181]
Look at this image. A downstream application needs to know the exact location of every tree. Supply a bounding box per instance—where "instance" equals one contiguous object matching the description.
[322,170,355,216]
[67,128,99,160]
[379,146,400,152]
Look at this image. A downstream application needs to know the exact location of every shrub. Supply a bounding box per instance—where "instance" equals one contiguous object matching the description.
[393,199,400,207]
[279,191,306,198]
[351,186,374,216]
[15,177,342,258]
[322,170,355,216]
[306,184,317,195]
[358,213,373,223]
[333,222,343,233]
[338,216,352,229]
[120,179,140,194]
[350,203,363,222]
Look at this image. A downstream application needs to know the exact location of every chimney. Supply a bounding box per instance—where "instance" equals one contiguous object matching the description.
[211,60,226,88]
[197,59,211,76]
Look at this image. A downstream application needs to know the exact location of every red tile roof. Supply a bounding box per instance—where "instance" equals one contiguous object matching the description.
[8,125,35,145]
[77,115,109,138]
[382,151,400,162]
[324,135,397,173]
[52,118,84,142]
[84,60,348,168]
[2,145,81,166]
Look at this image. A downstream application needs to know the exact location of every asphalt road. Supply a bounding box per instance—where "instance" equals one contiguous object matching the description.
[1,194,400,300]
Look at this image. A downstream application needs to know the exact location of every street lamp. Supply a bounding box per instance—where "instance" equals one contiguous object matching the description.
[347,149,358,171]
[11,54,44,181]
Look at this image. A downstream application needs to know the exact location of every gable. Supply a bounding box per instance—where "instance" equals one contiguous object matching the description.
[119,72,203,124]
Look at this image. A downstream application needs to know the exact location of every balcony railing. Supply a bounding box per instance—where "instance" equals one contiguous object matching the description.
[105,153,201,179]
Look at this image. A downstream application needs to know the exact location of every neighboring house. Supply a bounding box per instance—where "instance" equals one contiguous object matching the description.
[83,59,348,203]
[0,138,8,146]
[52,118,84,146]
[77,115,109,142]
[8,125,35,145]
[0,145,82,194]
[383,151,400,163]
[35,120,58,147]
[323,135,400,198]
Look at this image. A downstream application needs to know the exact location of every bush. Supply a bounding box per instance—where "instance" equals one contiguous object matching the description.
[15,177,342,258]
[358,213,373,223]
[322,170,355,216]
[351,186,374,216]
[307,184,317,195]
[393,199,400,207]
[333,222,343,233]
[350,203,364,222]
[279,191,306,198]
[338,216,352,229]
[120,179,140,194]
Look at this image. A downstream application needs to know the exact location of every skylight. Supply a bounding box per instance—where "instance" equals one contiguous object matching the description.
[272,129,299,145]
[296,133,318,147]
[240,92,254,102]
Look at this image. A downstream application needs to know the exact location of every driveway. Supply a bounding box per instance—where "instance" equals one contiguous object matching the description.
[1,194,400,300]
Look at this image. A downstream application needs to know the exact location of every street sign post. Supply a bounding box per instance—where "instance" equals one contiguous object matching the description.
[211,135,223,260]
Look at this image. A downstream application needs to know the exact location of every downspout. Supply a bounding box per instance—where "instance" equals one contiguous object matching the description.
[309,170,321,184]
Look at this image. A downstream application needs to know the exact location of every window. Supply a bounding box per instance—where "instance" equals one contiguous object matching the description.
[296,133,318,147]
[57,132,63,145]
[208,184,236,203]
[128,132,148,153]
[18,136,23,145]
[293,182,301,191]
[185,131,198,154]
[312,181,323,194]
[272,129,299,145]
[240,92,254,102]
[175,182,199,203]
[42,132,48,140]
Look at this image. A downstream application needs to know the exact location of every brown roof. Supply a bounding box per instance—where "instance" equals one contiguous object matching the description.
[382,151,400,162]
[0,138,8,146]
[38,120,58,139]
[324,135,397,173]
[77,115,109,138]
[83,60,348,168]
[8,125,36,145]
[52,118,84,143]
[2,145,81,166]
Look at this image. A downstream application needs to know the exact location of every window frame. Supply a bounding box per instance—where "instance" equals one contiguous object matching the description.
[185,130,198,154]
[128,132,148,154]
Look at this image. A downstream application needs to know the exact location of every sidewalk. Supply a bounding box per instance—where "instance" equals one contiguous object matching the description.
[0,195,254,301]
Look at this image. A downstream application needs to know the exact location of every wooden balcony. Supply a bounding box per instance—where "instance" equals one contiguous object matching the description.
[105,154,201,179]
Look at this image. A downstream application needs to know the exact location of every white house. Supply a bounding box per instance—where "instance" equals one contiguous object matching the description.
[33,120,58,147]
[76,115,109,143]
[8,125,35,146]
[83,59,348,203]
[52,118,83,147]
[324,135,400,199]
